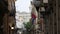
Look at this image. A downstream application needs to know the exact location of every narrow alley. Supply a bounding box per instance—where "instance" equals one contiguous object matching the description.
[0,0,60,34]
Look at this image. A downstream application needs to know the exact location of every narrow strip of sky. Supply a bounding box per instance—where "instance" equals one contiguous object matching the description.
[15,0,32,13]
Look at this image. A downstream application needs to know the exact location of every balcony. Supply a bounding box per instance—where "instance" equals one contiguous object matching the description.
[32,0,41,7]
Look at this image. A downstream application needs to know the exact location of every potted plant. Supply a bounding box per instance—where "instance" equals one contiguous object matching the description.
[24,22,32,34]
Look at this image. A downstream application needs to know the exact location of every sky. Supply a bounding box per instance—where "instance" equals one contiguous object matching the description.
[15,0,32,28]
[15,0,32,13]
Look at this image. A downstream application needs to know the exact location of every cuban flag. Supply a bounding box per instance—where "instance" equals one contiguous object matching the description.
[31,5,38,24]
[31,13,36,24]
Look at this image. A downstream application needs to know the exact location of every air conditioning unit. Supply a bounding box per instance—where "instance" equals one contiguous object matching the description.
[40,7,45,11]
[43,0,48,3]
[40,7,45,14]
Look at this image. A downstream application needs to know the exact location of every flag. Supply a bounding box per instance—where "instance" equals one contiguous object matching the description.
[31,13,36,24]
[31,5,38,24]
[32,13,36,19]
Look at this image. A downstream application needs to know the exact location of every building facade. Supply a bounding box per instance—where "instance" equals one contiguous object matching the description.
[31,0,60,34]
[47,0,60,34]
[0,0,16,34]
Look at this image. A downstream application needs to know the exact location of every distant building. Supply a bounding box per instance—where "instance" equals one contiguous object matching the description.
[16,11,31,23]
